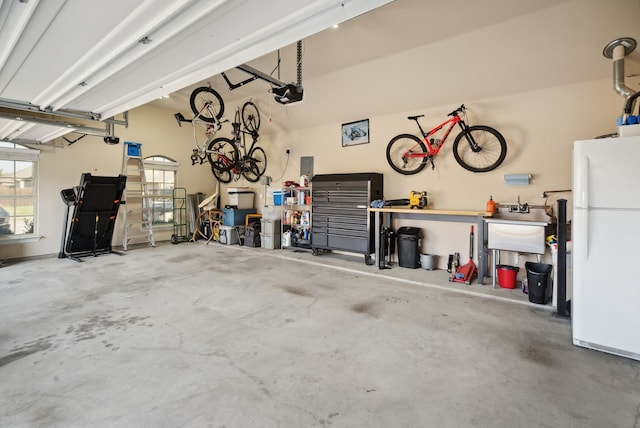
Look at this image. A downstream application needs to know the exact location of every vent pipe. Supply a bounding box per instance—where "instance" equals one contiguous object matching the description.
[603,37,638,116]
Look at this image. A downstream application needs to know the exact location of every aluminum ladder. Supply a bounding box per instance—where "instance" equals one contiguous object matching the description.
[121,142,155,250]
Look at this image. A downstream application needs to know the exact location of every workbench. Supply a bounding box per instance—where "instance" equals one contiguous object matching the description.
[369,207,493,285]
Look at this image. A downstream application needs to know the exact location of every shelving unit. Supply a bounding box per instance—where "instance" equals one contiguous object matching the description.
[281,186,312,250]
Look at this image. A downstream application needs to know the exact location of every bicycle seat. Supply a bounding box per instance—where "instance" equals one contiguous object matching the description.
[407,115,424,120]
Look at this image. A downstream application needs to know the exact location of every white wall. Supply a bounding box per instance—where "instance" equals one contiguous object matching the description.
[1,0,637,264]
[0,104,221,260]
[266,79,622,268]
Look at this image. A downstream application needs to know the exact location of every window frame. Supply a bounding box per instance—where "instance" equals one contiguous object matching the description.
[143,155,178,228]
[0,143,40,244]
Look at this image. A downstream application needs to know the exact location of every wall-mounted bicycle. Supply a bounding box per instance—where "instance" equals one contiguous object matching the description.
[208,101,266,183]
[174,86,226,166]
[386,104,507,174]
[175,86,267,183]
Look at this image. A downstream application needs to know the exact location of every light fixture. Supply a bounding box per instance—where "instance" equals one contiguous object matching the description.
[504,174,531,185]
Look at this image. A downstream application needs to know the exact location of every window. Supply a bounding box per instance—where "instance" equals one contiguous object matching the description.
[0,142,38,239]
[144,156,178,226]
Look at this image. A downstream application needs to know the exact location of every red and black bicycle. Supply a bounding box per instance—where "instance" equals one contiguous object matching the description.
[386,104,507,174]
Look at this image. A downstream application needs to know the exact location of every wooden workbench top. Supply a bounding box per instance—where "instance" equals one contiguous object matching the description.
[368,207,494,217]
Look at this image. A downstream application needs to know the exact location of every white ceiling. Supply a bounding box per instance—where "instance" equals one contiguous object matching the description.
[0,0,392,144]
[151,0,640,132]
[2,0,639,144]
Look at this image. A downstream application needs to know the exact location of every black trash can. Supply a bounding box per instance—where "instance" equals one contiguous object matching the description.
[525,262,553,304]
[396,226,422,268]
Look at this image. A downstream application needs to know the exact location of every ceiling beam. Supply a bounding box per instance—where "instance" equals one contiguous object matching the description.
[0,107,119,139]
[0,0,39,71]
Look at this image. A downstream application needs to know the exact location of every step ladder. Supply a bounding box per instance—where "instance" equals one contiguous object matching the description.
[121,142,155,250]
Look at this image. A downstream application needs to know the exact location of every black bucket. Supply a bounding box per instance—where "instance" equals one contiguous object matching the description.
[525,262,553,304]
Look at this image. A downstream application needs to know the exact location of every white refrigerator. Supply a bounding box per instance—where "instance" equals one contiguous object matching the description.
[573,136,640,361]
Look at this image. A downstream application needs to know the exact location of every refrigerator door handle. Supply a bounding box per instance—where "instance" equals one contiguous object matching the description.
[579,156,589,208]
[580,156,589,256]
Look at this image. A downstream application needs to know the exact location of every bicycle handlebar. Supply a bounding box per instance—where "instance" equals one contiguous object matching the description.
[447,104,466,117]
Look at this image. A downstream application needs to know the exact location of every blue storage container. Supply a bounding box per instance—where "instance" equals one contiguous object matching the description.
[222,208,257,226]
[273,190,292,206]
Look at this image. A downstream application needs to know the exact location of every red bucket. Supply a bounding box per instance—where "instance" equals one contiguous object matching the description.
[497,265,519,289]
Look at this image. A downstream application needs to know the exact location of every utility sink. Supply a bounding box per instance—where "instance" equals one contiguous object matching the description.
[486,218,548,254]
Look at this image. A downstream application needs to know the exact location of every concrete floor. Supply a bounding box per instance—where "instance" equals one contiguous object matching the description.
[0,242,639,428]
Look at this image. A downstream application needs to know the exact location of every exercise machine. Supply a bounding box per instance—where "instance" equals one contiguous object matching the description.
[59,173,126,261]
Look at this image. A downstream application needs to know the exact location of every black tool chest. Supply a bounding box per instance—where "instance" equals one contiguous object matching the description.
[311,173,383,264]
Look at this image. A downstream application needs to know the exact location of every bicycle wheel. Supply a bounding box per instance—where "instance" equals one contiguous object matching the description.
[242,101,260,133]
[241,147,267,182]
[207,137,238,172]
[190,87,225,123]
[212,164,232,184]
[249,146,267,176]
[452,125,507,172]
[386,134,428,175]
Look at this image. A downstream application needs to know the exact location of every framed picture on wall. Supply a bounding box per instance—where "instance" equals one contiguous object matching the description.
[341,119,369,147]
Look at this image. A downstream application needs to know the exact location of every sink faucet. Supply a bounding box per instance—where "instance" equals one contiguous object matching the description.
[508,195,530,214]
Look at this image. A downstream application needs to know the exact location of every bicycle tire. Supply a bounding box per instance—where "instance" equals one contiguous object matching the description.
[212,164,232,184]
[241,163,260,182]
[207,137,238,172]
[452,125,507,172]
[386,134,428,175]
[241,147,267,182]
[190,87,225,123]
[249,146,267,176]
[242,101,260,133]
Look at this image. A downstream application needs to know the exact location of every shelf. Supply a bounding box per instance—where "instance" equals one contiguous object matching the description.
[281,186,312,250]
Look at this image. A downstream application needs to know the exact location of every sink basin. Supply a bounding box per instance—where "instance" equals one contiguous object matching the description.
[486,218,548,254]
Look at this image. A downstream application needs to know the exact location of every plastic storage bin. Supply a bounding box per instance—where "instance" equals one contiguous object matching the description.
[397,226,422,268]
[273,190,292,206]
[227,188,254,209]
[525,262,553,304]
[261,206,281,221]
[260,233,281,249]
[219,225,242,245]
[260,219,281,235]
[221,208,257,226]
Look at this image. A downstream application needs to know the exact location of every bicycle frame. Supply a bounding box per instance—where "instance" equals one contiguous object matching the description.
[189,104,223,165]
[406,111,467,159]
[387,104,507,174]
[216,109,261,177]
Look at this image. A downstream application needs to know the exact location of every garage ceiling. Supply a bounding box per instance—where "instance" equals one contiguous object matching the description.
[153,0,640,132]
[2,0,639,145]
[0,0,392,144]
